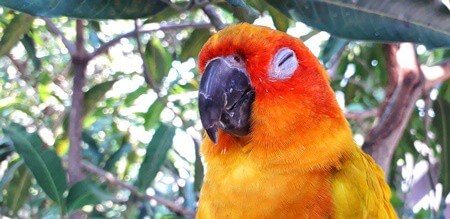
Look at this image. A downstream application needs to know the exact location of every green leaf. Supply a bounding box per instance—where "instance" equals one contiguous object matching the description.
[267,5,290,32]
[124,86,148,106]
[217,2,260,23]
[21,33,41,71]
[0,0,168,19]
[8,123,43,149]
[0,159,23,195]
[266,0,450,49]
[82,131,103,164]
[0,13,34,57]
[103,143,132,171]
[194,141,204,192]
[66,180,113,212]
[38,83,53,102]
[84,80,117,116]
[225,0,248,7]
[144,38,172,84]
[137,124,176,190]
[145,2,189,23]
[3,127,67,209]
[433,98,450,197]
[319,36,349,64]
[143,100,166,130]
[61,80,116,133]
[180,29,211,62]
[4,164,32,215]
[246,0,266,13]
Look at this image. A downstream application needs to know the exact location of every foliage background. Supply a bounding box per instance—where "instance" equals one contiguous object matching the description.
[0,0,449,218]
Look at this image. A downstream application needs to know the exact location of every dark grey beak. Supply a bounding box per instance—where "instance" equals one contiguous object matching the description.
[198,58,255,144]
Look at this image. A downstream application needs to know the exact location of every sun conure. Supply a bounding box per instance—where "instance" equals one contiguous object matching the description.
[196,23,397,218]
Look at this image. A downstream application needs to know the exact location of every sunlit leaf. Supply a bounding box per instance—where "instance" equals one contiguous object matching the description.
[137,124,175,190]
[145,38,172,85]
[143,100,166,130]
[0,13,34,57]
[0,0,168,19]
[124,86,148,106]
[267,0,450,49]
[38,83,52,102]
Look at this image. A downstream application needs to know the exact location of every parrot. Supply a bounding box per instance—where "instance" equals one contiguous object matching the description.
[196,23,397,218]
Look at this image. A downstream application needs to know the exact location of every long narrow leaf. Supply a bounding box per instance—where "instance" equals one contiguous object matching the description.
[0,13,34,57]
[267,0,450,49]
[3,127,67,210]
[137,124,176,190]
[0,0,168,19]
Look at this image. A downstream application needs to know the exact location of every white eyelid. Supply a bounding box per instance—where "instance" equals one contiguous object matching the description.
[269,48,298,80]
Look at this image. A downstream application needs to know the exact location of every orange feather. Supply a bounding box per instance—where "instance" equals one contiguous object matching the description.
[197,23,397,218]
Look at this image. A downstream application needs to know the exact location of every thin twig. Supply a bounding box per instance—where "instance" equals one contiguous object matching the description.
[134,20,161,93]
[344,108,378,120]
[81,161,196,217]
[423,58,450,90]
[89,22,211,60]
[7,54,30,80]
[202,5,226,30]
[43,18,76,56]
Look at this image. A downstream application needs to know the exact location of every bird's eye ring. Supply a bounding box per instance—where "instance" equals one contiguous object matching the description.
[269,48,298,80]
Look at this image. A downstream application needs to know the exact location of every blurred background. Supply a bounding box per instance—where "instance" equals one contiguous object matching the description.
[0,0,449,218]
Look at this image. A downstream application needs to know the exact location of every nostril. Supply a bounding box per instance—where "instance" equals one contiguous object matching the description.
[234,56,241,63]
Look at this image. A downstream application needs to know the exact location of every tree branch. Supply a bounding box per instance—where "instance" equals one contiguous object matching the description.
[134,21,161,93]
[68,20,87,186]
[89,22,211,60]
[81,161,196,217]
[344,108,378,120]
[202,5,226,30]
[43,18,76,56]
[423,58,450,90]
[362,43,424,175]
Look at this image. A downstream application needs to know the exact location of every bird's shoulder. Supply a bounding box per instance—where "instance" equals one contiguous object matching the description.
[331,146,398,219]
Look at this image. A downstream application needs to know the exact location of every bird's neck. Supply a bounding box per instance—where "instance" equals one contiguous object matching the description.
[201,98,356,171]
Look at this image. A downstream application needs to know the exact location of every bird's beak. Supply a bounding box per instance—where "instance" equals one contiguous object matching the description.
[198,58,255,144]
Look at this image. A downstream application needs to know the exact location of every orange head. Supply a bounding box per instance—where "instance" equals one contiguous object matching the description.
[198,23,351,162]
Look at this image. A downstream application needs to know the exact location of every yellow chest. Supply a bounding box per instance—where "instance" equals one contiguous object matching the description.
[196,154,333,219]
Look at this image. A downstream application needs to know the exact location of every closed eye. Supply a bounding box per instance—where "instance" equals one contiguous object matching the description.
[279,52,294,66]
[269,48,298,80]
